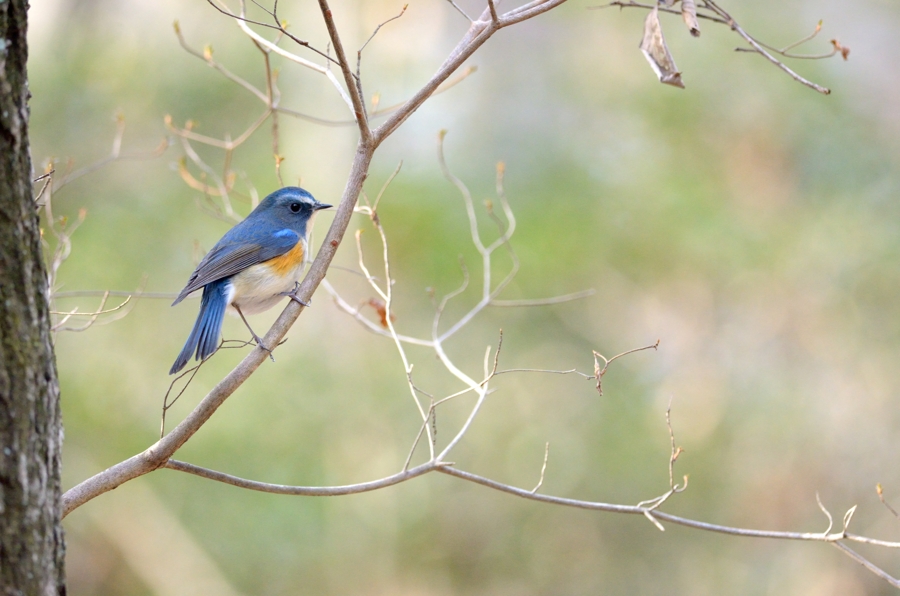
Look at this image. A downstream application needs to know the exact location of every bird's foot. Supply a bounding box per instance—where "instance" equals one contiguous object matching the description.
[234,304,275,362]
[282,282,310,307]
[250,332,276,363]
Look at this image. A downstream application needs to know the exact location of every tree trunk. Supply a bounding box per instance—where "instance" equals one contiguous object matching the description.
[0,0,67,594]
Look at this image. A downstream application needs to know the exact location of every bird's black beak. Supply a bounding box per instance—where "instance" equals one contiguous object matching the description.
[315,202,333,210]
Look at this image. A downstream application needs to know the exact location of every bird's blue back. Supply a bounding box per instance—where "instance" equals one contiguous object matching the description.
[169,187,330,374]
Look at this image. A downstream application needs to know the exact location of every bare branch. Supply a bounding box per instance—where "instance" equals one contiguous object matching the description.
[174,22,268,103]
[816,492,835,536]
[530,442,550,494]
[318,0,372,142]
[734,20,849,60]
[445,0,473,22]
[597,0,834,94]
[593,1,728,25]
[877,484,900,520]
[206,0,338,67]
[51,294,133,333]
[832,542,900,589]
[48,116,169,193]
[490,289,596,307]
[167,459,445,495]
[593,340,660,396]
[321,279,433,346]
[665,399,686,492]
[359,4,407,57]
[701,0,831,94]
[53,290,178,299]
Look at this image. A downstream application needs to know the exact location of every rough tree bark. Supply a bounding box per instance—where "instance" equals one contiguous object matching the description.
[0,0,67,594]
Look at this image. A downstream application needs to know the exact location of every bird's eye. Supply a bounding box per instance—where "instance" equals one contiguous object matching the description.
[289,202,302,213]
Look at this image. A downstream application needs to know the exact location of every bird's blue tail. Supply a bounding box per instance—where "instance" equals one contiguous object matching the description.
[169,279,230,374]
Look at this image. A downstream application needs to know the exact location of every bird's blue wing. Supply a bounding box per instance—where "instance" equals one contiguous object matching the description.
[172,223,300,305]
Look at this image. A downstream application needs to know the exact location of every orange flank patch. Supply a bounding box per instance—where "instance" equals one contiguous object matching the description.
[264,241,304,276]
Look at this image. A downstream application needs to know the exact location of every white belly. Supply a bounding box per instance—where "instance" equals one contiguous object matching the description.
[227,259,306,315]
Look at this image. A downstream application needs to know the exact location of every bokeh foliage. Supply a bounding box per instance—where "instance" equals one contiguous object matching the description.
[30,0,900,593]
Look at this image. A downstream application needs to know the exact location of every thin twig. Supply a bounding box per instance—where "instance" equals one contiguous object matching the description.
[832,542,900,589]
[593,340,660,396]
[597,0,833,94]
[701,0,831,94]
[445,0,473,22]
[490,289,595,307]
[206,0,338,66]
[63,0,569,522]
[593,1,728,25]
[877,484,900,520]
[318,0,372,141]
[531,442,550,494]
[167,459,446,495]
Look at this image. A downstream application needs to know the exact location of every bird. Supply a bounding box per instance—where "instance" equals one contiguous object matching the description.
[169,186,331,374]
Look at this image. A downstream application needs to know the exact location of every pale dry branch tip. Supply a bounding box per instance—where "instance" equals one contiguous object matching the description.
[322,280,433,346]
[373,160,403,213]
[491,329,503,376]
[49,123,169,194]
[877,484,900,520]
[51,295,132,331]
[643,510,666,532]
[701,0,831,94]
[490,288,596,307]
[781,19,824,54]
[359,4,408,56]
[174,23,269,103]
[433,255,470,335]
[816,492,834,536]
[492,367,590,379]
[733,18,849,61]
[357,190,435,454]
[482,344,492,379]
[842,505,858,533]
[445,0,473,21]
[530,442,550,494]
[208,0,339,67]
[161,362,205,437]
[665,397,684,491]
[593,340,659,395]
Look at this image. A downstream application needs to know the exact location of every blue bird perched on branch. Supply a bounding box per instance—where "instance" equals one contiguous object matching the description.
[169,186,331,374]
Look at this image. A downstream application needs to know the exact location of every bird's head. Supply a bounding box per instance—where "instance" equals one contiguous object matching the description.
[254,187,332,234]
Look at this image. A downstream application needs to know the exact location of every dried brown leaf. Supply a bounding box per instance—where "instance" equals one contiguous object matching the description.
[367,298,396,328]
[682,0,700,37]
[831,39,850,61]
[639,7,685,89]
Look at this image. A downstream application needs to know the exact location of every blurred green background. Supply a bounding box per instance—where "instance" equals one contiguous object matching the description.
[29,0,900,593]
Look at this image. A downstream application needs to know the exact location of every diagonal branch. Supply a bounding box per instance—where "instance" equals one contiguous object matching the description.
[701,0,830,95]
[317,0,372,143]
